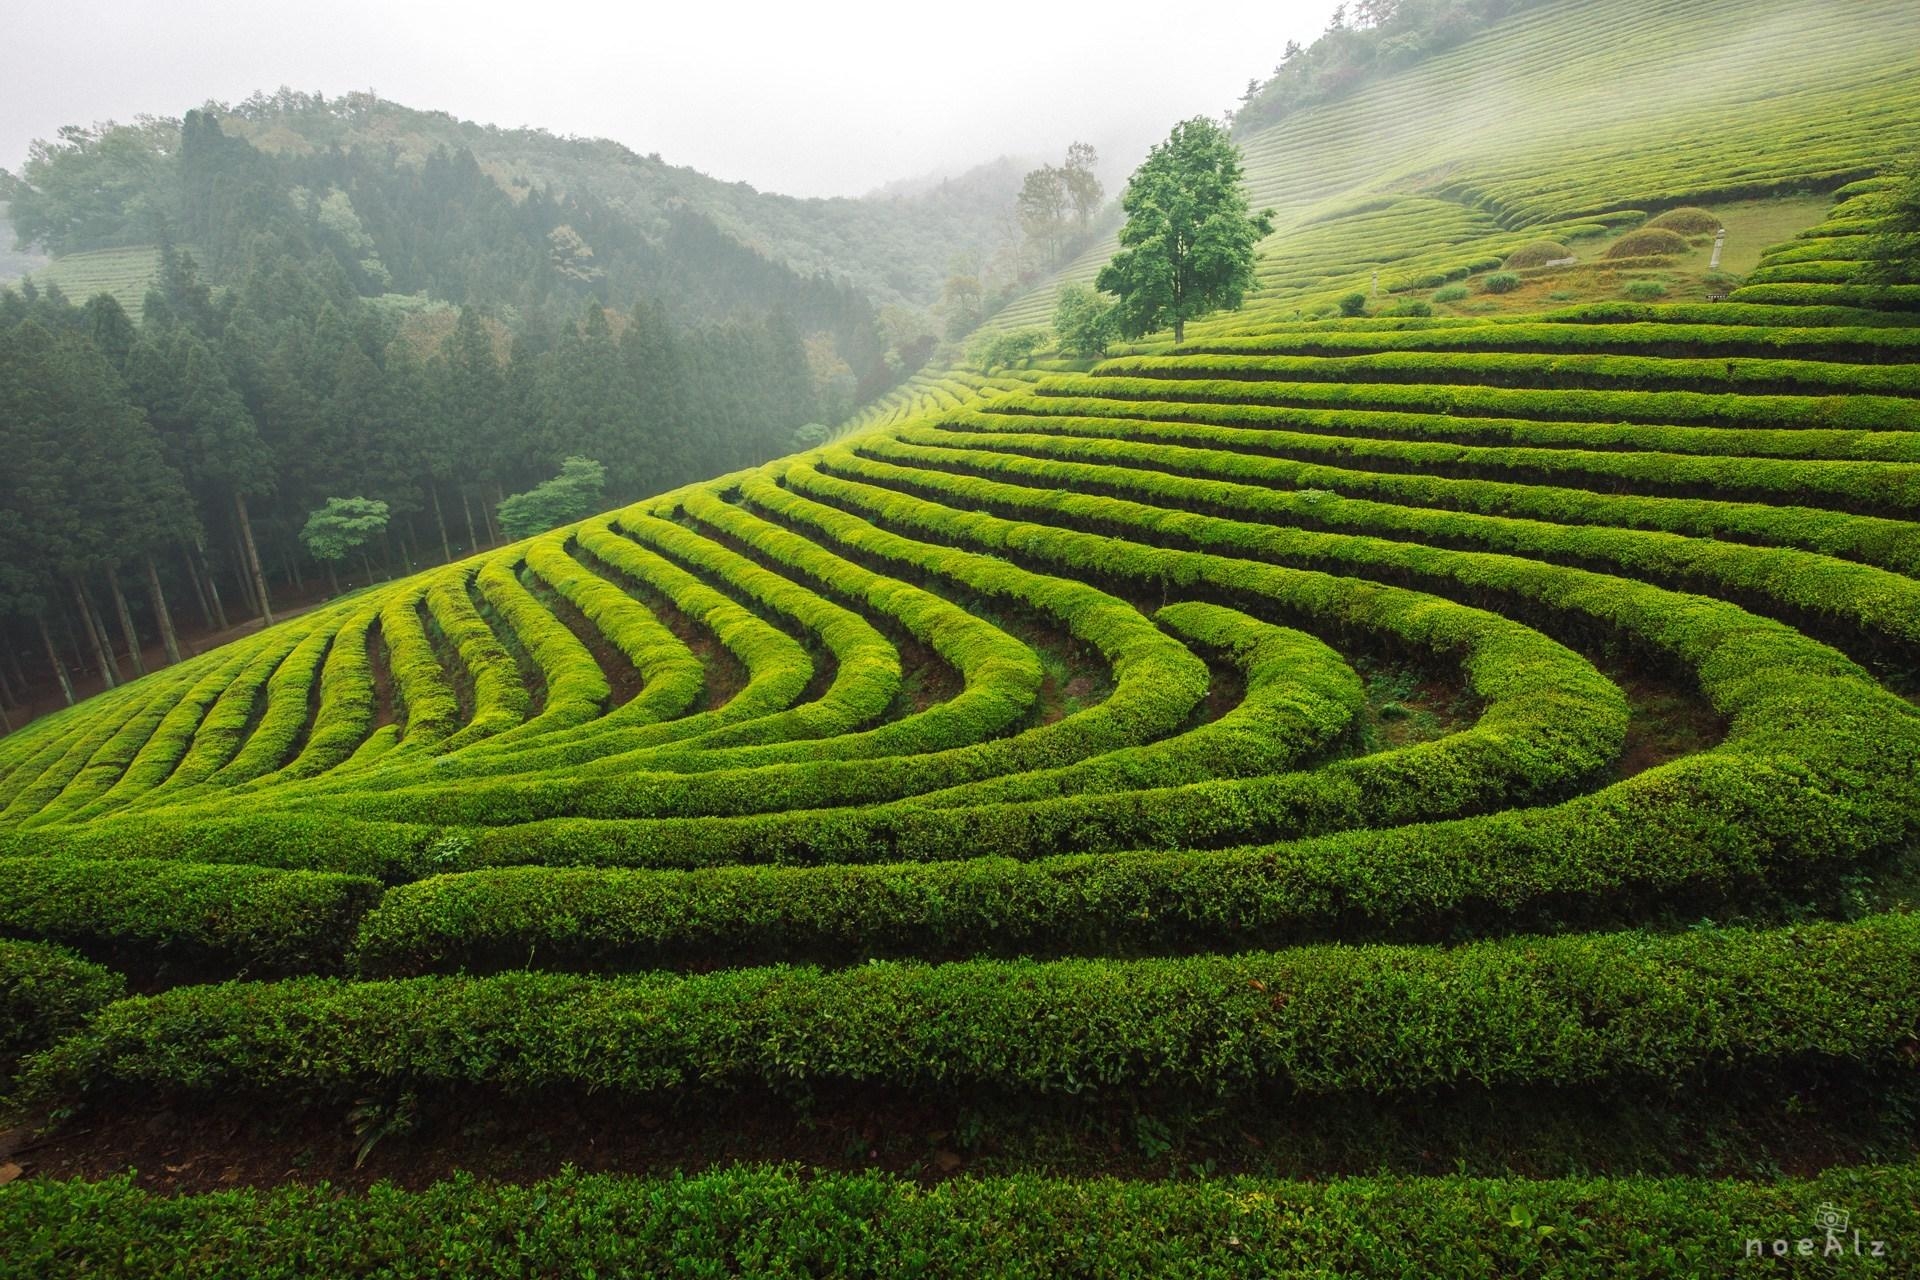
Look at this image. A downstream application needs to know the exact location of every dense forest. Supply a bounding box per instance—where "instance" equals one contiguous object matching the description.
[0,104,1007,714]
[0,237,829,715]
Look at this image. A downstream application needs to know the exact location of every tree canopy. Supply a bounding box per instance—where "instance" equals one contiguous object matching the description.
[300,497,390,564]
[1095,118,1274,344]
[497,457,607,541]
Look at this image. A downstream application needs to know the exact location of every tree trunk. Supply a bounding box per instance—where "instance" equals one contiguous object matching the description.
[287,545,305,594]
[1173,318,1185,344]
[38,613,75,706]
[182,544,212,628]
[6,641,27,696]
[86,583,122,686]
[60,607,85,674]
[107,569,146,678]
[486,487,504,544]
[235,522,265,617]
[461,489,480,553]
[326,560,340,597]
[234,492,273,625]
[195,539,230,632]
[0,695,11,734]
[72,576,118,689]
[431,484,454,564]
[146,556,182,666]
[360,550,375,587]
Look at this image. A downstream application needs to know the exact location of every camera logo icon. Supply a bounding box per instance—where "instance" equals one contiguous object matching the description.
[1814,1204,1850,1234]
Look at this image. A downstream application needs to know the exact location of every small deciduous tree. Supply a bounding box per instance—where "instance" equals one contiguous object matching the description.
[1061,142,1104,230]
[496,456,607,541]
[790,422,832,452]
[301,496,390,593]
[1053,283,1115,358]
[1017,166,1070,265]
[971,327,1048,373]
[1095,118,1275,344]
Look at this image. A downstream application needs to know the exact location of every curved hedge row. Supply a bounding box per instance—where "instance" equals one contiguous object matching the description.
[25,915,1920,1106]
[9,1164,1917,1280]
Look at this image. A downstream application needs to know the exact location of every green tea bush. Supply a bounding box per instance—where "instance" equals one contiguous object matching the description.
[0,939,122,1082]
[1625,280,1669,300]
[7,1164,1918,1279]
[1479,272,1521,294]
[25,916,1920,1105]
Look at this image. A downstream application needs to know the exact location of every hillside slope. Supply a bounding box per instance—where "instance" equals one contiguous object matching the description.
[842,0,1920,435]
[4,0,1920,1262]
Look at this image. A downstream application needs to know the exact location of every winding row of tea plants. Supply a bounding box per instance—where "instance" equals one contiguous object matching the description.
[5,0,1920,1266]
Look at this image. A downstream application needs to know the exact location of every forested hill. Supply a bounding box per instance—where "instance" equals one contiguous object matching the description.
[214,92,1032,310]
[3,91,1027,314]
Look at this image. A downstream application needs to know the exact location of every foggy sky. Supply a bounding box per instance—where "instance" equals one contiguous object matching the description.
[0,1,1330,199]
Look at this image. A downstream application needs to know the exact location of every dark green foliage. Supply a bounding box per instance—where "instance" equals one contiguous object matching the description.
[0,938,122,1082]
[1096,118,1275,344]
[7,1163,1916,1279]
[496,457,607,541]
[0,856,382,974]
[1052,282,1115,357]
[24,916,1920,1106]
[1338,292,1369,316]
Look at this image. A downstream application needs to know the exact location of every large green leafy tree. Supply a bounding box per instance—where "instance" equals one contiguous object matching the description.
[1095,118,1274,344]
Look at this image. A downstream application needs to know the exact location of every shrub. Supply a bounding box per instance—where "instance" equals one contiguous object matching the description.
[0,856,385,974]
[1336,292,1369,316]
[1604,227,1691,259]
[1430,284,1469,302]
[1382,300,1433,317]
[1647,206,1723,234]
[0,939,123,1083]
[4,1165,1917,1278]
[1479,272,1521,294]
[1501,239,1573,269]
[24,916,1920,1106]
[1625,280,1669,300]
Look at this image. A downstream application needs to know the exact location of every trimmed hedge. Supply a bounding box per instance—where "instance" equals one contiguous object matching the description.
[0,856,383,973]
[5,1163,1918,1278]
[24,915,1920,1106]
[0,938,122,1081]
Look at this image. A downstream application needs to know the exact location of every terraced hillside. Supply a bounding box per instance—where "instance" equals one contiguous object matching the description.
[3,165,1919,1265]
[8,245,165,318]
[854,0,1920,432]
